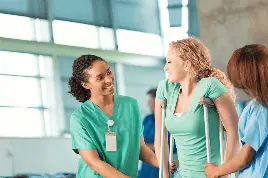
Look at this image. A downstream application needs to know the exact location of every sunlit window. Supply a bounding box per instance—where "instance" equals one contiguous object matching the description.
[0,108,45,137]
[53,20,99,48]
[0,13,50,42]
[0,76,42,107]
[159,0,189,54]
[0,51,39,76]
[99,27,116,50]
[166,27,189,43]
[116,29,164,56]
[0,51,53,137]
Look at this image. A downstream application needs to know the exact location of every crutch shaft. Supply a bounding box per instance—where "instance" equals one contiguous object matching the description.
[219,121,224,164]
[203,105,211,163]
[169,134,174,178]
[159,107,166,178]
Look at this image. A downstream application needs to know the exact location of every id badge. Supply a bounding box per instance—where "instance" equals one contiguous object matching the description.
[105,132,117,152]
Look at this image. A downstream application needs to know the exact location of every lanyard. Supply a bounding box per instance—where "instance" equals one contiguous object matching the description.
[107,119,114,132]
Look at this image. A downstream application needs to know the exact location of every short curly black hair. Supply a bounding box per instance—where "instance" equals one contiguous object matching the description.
[68,54,105,102]
[147,88,157,98]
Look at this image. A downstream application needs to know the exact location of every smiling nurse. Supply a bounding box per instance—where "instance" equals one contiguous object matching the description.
[68,55,158,178]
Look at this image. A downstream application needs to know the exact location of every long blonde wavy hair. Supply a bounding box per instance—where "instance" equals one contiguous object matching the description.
[169,37,236,101]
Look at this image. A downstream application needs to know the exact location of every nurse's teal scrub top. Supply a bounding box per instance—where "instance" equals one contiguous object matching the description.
[156,77,228,178]
[70,95,143,178]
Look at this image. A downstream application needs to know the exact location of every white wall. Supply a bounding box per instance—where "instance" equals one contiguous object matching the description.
[0,137,78,177]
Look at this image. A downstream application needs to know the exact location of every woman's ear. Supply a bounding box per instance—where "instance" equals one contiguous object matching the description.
[81,82,91,89]
[184,60,192,72]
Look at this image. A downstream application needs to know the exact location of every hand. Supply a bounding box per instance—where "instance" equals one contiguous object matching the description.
[204,163,219,178]
[199,97,214,107]
[170,160,178,173]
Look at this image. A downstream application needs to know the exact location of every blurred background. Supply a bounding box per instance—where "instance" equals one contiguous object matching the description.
[0,0,266,177]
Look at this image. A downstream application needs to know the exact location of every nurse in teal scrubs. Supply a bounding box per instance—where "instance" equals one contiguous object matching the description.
[68,54,158,178]
[154,38,240,178]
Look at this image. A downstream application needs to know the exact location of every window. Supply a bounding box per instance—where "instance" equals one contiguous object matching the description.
[53,20,99,48]
[0,51,53,137]
[158,0,189,53]
[117,29,164,56]
[0,13,50,42]
[0,108,45,137]
[99,27,116,50]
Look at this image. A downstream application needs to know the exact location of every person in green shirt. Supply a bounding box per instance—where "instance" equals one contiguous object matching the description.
[68,54,158,178]
[154,38,240,178]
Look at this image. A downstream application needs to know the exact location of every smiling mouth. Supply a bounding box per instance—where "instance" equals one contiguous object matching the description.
[104,84,114,89]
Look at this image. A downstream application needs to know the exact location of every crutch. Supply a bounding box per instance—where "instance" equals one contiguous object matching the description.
[159,99,167,178]
[199,97,224,164]
[200,98,238,178]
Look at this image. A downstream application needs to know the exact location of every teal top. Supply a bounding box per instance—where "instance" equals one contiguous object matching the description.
[70,95,142,178]
[156,77,228,178]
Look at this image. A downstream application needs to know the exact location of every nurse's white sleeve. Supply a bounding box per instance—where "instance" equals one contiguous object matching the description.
[70,114,96,154]
[241,104,268,152]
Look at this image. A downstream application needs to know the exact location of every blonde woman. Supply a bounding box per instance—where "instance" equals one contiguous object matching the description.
[154,38,239,178]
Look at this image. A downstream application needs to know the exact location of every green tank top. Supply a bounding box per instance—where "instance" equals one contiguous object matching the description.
[156,77,228,178]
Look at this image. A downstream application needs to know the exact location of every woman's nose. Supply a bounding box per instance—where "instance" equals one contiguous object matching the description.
[106,75,113,83]
[164,63,168,71]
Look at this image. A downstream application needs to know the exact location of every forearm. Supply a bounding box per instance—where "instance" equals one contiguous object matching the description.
[140,141,159,167]
[87,159,129,178]
[224,132,239,162]
[217,144,254,177]
[217,152,249,176]
[163,134,170,178]
[155,133,161,163]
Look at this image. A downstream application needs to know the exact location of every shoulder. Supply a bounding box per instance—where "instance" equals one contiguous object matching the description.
[144,114,154,121]
[241,100,268,126]
[71,101,95,123]
[199,77,223,87]
[246,100,268,117]
[71,104,85,121]
[159,79,179,90]
[157,79,180,99]
[70,105,87,131]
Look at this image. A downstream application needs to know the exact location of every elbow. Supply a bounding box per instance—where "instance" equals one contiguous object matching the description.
[239,151,254,169]
[240,157,252,169]
[85,159,101,172]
